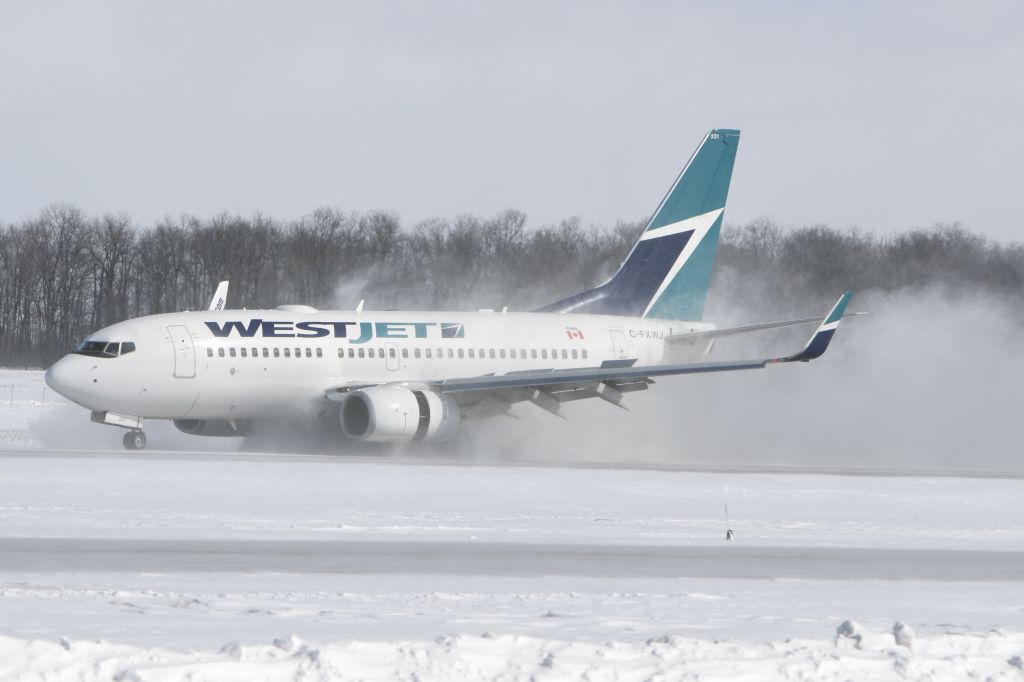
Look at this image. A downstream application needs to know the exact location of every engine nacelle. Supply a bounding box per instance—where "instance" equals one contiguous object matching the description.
[340,386,460,443]
[173,419,250,437]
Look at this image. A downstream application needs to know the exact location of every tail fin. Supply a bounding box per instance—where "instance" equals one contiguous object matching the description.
[538,128,739,320]
[208,281,229,311]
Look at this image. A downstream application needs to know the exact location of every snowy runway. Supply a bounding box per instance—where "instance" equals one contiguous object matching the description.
[4,370,1024,679]
[3,537,1024,581]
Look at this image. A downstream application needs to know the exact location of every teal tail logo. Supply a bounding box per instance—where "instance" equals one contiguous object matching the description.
[539,129,739,321]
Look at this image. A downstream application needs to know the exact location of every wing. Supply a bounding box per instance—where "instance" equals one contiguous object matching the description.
[208,281,229,311]
[433,291,853,415]
[668,310,866,345]
[323,292,852,415]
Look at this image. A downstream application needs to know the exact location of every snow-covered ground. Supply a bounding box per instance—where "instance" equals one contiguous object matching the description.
[3,368,1024,680]
[3,450,1024,551]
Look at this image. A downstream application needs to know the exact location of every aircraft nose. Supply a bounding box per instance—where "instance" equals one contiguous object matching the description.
[45,355,86,395]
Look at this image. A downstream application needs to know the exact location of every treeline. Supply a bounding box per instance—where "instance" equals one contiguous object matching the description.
[1,204,1022,367]
[712,218,1024,320]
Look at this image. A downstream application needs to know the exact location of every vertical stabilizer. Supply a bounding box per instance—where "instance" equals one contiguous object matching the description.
[538,129,739,320]
[208,281,229,311]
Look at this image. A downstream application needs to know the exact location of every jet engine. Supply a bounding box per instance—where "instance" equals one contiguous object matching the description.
[173,419,251,437]
[340,386,460,442]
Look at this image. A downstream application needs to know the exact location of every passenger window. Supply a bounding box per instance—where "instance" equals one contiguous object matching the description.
[121,342,136,355]
[425,349,432,359]
[207,348,213,357]
[414,349,421,359]
[252,347,258,357]
[283,348,291,358]
[499,349,506,359]
[520,349,526,359]
[571,349,578,359]
[551,349,557,359]
[273,348,280,358]
[358,348,365,358]
[541,349,547,359]
[348,348,355,358]
[368,348,375,359]
[447,349,454,359]
[582,349,588,360]
[401,348,408,359]
[261,348,268,358]
[305,348,312,358]
[229,348,236,358]
[240,348,247,358]
[316,348,323,358]
[531,349,537,359]
[389,347,397,359]
[458,348,465,359]
[468,349,475,359]
[489,349,496,359]
[295,347,301,358]
[338,348,344,358]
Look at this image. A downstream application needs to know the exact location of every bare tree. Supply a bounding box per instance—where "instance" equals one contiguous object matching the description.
[2,201,1023,367]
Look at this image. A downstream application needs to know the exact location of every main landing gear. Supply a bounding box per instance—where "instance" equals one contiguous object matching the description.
[123,430,147,450]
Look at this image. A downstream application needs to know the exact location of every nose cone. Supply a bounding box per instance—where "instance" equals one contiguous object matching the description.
[45,355,86,397]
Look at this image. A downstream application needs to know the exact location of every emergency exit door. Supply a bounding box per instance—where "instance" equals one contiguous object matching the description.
[609,330,628,359]
[385,342,400,371]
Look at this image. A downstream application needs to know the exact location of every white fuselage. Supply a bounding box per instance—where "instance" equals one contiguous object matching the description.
[47,309,712,421]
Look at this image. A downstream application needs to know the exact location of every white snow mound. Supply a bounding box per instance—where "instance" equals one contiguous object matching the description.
[3,631,1024,681]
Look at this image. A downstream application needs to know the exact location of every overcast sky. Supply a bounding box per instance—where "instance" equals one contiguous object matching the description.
[1,2,1021,239]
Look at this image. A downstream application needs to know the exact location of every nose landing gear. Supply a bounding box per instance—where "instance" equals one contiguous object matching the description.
[123,430,148,450]
[91,411,148,451]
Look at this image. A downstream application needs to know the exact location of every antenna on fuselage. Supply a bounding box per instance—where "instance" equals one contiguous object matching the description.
[356,300,365,314]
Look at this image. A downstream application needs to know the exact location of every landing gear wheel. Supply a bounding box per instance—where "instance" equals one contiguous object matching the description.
[123,430,147,450]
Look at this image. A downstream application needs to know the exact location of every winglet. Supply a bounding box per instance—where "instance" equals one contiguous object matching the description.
[774,291,852,363]
[208,281,229,311]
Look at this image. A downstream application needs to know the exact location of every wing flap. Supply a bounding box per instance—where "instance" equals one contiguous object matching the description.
[437,358,768,394]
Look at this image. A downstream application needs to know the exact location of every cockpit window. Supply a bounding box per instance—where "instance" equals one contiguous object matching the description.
[74,340,136,358]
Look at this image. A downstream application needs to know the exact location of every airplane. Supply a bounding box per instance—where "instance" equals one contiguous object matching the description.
[45,129,854,450]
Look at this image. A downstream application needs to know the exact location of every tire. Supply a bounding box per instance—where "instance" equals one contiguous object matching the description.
[123,430,147,450]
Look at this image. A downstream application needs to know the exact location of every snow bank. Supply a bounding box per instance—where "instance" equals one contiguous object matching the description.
[2,629,1023,681]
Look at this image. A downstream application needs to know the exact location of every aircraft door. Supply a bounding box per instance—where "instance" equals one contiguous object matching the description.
[385,342,400,371]
[168,325,196,378]
[609,330,628,359]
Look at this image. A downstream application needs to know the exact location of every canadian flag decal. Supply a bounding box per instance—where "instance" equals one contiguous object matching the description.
[565,327,584,340]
